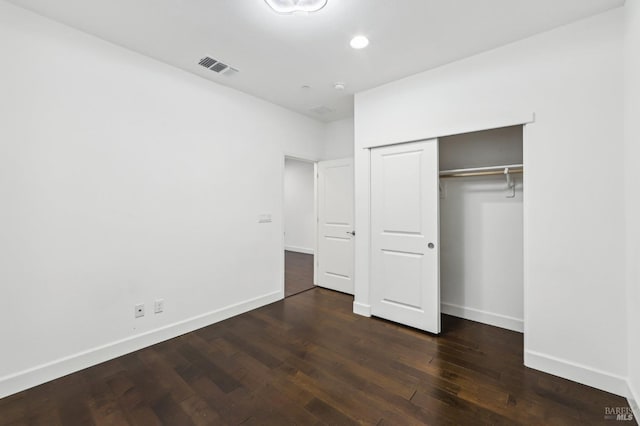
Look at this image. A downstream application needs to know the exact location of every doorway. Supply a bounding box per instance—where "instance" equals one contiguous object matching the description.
[283,157,316,297]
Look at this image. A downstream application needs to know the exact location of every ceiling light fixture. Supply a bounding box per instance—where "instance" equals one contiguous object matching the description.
[350,35,369,49]
[264,0,327,14]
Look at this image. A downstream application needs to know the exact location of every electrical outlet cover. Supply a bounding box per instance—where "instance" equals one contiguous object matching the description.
[135,303,145,318]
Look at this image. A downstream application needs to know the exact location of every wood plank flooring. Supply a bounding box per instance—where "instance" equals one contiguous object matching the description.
[284,251,315,298]
[1,260,633,425]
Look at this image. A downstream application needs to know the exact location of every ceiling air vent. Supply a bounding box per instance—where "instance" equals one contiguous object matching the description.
[198,56,217,68]
[198,56,239,76]
[210,62,228,73]
[309,105,333,115]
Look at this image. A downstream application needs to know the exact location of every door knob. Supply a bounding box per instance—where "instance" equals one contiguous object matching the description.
[347,231,356,236]
[427,242,435,249]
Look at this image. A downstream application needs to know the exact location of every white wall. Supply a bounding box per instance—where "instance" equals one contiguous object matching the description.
[284,159,315,254]
[354,8,627,395]
[440,127,524,332]
[0,1,324,398]
[322,117,354,160]
[624,0,640,415]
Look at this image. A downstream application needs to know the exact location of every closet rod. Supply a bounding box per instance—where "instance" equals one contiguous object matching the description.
[439,164,523,178]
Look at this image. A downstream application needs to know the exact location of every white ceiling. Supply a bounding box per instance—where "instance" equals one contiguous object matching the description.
[9,0,624,122]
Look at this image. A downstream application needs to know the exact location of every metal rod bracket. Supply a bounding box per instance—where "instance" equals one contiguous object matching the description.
[504,167,516,198]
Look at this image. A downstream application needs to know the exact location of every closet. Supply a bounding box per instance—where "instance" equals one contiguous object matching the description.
[439,125,524,332]
[370,125,524,334]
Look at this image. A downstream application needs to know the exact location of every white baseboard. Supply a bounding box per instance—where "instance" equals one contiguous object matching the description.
[353,301,371,317]
[524,349,628,397]
[628,380,640,421]
[285,246,314,255]
[441,302,524,333]
[0,291,281,399]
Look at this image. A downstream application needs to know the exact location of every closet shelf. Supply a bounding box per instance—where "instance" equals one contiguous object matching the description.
[439,164,523,178]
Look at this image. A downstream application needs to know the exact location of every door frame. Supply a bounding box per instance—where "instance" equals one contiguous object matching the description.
[281,154,318,299]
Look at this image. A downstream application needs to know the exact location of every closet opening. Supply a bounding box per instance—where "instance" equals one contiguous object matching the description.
[438,125,524,334]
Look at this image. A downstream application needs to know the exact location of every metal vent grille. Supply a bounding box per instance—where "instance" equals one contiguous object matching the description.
[210,62,228,73]
[198,56,217,68]
[198,56,238,76]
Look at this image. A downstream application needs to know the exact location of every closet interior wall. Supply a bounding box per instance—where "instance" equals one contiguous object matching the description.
[439,126,524,332]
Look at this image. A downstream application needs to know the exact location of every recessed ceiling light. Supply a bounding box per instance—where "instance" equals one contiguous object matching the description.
[264,0,327,14]
[350,35,369,49]
[334,82,346,91]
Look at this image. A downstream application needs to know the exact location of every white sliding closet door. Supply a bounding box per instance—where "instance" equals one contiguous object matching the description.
[370,139,440,333]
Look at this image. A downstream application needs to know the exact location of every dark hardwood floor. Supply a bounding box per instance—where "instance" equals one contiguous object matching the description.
[285,251,315,298]
[1,261,633,425]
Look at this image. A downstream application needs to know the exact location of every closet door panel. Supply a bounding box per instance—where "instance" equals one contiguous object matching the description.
[380,151,423,233]
[371,139,440,334]
[380,250,423,309]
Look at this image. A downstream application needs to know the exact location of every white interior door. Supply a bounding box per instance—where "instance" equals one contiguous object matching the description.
[370,139,441,333]
[317,158,354,294]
